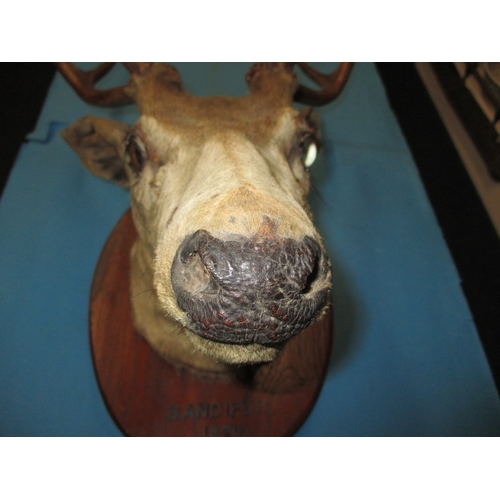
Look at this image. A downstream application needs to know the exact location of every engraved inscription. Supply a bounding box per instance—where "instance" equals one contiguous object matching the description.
[165,400,272,423]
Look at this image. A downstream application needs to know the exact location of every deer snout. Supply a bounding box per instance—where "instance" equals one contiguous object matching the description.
[170,228,331,345]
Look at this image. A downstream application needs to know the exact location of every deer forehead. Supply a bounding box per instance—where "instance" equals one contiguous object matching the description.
[137,105,300,155]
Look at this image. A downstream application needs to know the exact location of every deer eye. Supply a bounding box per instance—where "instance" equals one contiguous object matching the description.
[302,140,317,168]
[126,134,148,174]
[299,134,318,169]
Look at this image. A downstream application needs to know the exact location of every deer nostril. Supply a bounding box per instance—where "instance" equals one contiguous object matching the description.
[179,230,210,263]
[282,235,324,296]
[173,230,217,295]
[300,253,320,295]
[177,251,213,294]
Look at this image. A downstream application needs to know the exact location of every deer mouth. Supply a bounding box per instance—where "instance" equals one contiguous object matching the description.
[170,229,331,345]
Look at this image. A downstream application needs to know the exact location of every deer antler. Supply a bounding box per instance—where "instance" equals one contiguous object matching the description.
[56,63,151,107]
[293,62,354,106]
[58,62,353,108]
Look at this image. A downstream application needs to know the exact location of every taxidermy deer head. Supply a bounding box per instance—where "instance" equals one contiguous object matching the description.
[59,62,353,373]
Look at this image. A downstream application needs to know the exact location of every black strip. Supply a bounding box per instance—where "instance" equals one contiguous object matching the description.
[0,63,56,197]
[377,63,500,396]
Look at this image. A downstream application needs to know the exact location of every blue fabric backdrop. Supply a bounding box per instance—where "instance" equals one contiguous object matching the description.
[1,63,499,436]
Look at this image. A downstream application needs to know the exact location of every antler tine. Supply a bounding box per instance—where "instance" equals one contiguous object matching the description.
[56,63,137,107]
[294,62,354,106]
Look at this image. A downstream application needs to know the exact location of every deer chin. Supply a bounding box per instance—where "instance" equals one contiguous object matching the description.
[183,328,280,365]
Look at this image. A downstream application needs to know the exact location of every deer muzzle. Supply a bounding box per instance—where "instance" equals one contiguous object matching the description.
[170,229,331,345]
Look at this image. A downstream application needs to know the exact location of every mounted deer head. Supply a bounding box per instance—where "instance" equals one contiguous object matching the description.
[59,62,353,374]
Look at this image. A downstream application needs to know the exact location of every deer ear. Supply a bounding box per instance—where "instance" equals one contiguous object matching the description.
[61,115,132,187]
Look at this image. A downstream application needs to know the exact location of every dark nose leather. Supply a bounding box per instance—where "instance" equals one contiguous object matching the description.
[171,229,331,345]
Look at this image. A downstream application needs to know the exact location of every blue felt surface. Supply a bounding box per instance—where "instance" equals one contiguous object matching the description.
[1,63,499,436]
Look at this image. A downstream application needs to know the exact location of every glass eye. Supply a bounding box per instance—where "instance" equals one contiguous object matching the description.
[302,141,317,168]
